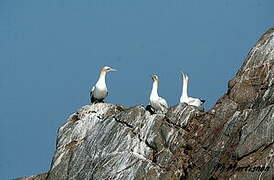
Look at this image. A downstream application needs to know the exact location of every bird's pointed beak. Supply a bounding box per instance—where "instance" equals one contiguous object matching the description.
[110,68,117,72]
[180,71,185,78]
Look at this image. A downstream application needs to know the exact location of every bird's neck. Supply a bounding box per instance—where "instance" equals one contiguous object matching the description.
[182,77,188,99]
[97,71,107,85]
[151,80,159,97]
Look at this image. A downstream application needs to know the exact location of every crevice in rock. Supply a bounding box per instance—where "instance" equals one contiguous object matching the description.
[115,160,140,175]
[113,114,163,166]
[143,138,159,164]
[113,116,134,129]
[144,139,157,152]
[237,145,264,161]
[164,117,185,130]
[262,141,274,152]
[65,140,78,149]
[70,112,80,123]
[181,167,188,180]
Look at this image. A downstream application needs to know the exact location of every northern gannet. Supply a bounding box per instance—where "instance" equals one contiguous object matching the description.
[149,75,168,113]
[180,72,205,107]
[90,66,117,103]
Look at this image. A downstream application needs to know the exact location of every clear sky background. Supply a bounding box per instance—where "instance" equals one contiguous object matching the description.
[0,0,273,179]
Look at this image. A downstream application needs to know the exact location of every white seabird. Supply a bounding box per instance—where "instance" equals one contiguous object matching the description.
[90,66,117,103]
[149,75,168,113]
[180,72,205,107]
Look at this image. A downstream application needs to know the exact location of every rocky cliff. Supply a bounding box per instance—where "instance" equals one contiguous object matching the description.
[16,28,274,180]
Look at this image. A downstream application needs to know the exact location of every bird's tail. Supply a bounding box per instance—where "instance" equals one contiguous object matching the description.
[90,93,95,103]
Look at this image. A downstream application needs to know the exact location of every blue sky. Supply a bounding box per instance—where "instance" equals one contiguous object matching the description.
[0,0,273,179]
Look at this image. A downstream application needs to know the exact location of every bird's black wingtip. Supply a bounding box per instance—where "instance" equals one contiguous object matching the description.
[145,105,155,115]
[90,95,105,104]
[90,95,95,103]
[201,99,206,104]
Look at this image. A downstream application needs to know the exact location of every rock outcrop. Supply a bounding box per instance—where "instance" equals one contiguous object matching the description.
[14,173,48,180]
[16,28,274,180]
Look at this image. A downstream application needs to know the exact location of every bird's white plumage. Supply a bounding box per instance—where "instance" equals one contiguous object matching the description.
[158,97,168,109]
[149,75,168,113]
[180,72,205,107]
[90,66,116,103]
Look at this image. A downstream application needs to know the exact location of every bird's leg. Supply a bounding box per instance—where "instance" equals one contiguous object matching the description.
[99,99,104,103]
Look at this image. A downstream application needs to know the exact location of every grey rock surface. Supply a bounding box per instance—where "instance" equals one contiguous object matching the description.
[46,103,198,180]
[17,28,274,180]
[14,173,48,180]
[187,28,274,180]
